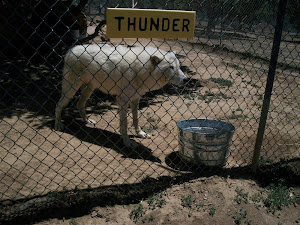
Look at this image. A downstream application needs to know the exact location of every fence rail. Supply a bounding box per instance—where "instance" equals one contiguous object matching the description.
[0,0,299,207]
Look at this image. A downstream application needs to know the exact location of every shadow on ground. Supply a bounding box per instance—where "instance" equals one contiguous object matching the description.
[58,118,161,163]
[1,157,299,225]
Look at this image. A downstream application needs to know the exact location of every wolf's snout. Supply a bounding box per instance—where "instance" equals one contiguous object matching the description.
[173,73,188,86]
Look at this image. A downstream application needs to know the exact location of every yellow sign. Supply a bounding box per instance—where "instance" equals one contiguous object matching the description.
[106,8,195,38]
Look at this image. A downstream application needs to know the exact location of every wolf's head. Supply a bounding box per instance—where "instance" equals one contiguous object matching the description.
[150,51,188,87]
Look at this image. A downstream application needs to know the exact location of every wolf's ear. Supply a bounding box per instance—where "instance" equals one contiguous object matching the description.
[150,55,162,66]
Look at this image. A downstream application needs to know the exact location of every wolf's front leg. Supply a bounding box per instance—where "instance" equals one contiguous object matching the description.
[130,99,151,139]
[118,97,139,148]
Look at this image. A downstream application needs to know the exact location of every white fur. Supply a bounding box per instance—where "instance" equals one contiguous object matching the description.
[54,44,186,148]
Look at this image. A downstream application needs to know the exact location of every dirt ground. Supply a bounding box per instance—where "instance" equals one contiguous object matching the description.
[1,34,299,201]
[0,24,299,225]
[33,175,300,225]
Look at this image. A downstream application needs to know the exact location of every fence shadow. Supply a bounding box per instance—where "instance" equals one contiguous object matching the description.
[3,157,299,225]
[0,166,249,225]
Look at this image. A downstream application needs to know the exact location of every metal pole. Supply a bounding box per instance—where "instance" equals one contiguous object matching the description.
[252,0,288,172]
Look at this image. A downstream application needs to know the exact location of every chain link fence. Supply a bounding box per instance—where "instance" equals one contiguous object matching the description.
[0,0,299,220]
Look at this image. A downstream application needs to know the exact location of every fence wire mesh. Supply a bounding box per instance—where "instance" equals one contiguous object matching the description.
[0,0,299,206]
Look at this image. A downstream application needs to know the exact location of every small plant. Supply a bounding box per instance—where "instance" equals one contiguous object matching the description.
[148,215,155,222]
[230,113,247,119]
[184,93,196,100]
[209,207,216,217]
[259,156,274,165]
[258,94,263,100]
[210,78,233,87]
[129,204,145,222]
[233,209,248,225]
[142,215,155,223]
[218,92,229,99]
[252,102,262,108]
[234,187,249,204]
[239,209,247,218]
[264,182,291,214]
[198,91,229,103]
[241,51,254,59]
[251,83,260,88]
[229,63,242,70]
[292,192,300,204]
[181,195,195,209]
[155,198,167,208]
[250,193,264,208]
[69,218,78,225]
[147,117,156,122]
[181,195,197,217]
[234,215,242,225]
[147,196,155,206]
[147,195,166,210]
[198,91,214,103]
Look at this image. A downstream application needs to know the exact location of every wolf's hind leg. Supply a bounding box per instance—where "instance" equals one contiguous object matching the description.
[55,78,82,130]
[77,85,96,124]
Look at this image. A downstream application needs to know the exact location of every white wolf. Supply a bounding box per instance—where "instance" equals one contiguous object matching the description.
[54,44,187,148]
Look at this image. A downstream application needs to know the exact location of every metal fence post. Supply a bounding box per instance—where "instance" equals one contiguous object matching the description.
[252,0,288,172]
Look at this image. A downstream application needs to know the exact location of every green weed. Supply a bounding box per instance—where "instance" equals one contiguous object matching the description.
[181,195,195,209]
[250,193,264,207]
[209,207,216,217]
[248,183,299,214]
[234,187,249,204]
[148,215,155,222]
[264,183,292,214]
[69,218,78,225]
[147,195,166,210]
[210,78,233,87]
[184,93,197,100]
[251,83,260,88]
[233,209,248,225]
[142,215,155,223]
[147,117,156,123]
[229,113,247,119]
[129,204,145,222]
[258,94,263,100]
[241,51,254,59]
[198,91,229,103]
[259,156,274,165]
[252,102,262,108]
[229,63,242,70]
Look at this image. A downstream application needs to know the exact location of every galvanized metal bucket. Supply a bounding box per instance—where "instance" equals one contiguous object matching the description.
[177,119,236,167]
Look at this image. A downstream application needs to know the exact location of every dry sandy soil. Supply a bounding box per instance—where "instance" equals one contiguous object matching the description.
[0,26,299,224]
[33,176,300,225]
[1,35,299,200]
